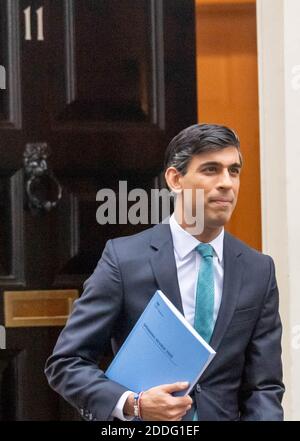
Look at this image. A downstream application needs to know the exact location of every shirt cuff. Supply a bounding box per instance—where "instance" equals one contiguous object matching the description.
[111,391,135,421]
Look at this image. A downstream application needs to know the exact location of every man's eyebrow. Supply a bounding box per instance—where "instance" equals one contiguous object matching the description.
[198,161,242,168]
[230,162,242,168]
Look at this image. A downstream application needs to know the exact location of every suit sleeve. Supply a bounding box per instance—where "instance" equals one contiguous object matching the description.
[239,256,285,420]
[44,240,129,421]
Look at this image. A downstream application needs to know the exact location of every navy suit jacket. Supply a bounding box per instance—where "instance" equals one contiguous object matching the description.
[45,223,284,420]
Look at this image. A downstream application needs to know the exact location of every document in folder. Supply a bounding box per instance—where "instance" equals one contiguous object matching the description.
[105,290,216,395]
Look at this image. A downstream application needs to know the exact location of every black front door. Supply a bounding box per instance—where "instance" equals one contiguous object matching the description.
[0,0,197,420]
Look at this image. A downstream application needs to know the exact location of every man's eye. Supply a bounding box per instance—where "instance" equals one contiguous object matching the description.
[230,167,240,174]
[203,167,217,173]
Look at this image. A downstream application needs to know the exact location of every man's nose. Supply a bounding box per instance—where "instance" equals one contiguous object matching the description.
[217,170,232,189]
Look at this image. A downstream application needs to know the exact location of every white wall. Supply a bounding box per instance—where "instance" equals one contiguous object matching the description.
[257,0,300,421]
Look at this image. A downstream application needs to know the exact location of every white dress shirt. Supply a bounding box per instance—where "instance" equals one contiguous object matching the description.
[112,214,225,420]
[169,214,224,326]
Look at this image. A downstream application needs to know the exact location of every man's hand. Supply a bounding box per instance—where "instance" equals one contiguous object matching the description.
[124,382,193,421]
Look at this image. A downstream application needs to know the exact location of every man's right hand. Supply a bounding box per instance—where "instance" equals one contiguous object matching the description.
[124,382,193,421]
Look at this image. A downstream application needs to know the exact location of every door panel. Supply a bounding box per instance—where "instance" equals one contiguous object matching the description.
[52,0,153,125]
[0,0,21,130]
[0,171,24,287]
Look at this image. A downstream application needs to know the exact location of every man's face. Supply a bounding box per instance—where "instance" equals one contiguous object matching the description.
[176,146,241,230]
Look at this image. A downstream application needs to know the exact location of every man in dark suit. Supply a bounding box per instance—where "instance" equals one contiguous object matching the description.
[45,124,284,421]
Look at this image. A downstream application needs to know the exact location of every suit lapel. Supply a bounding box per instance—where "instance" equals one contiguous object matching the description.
[209,232,244,352]
[149,223,184,314]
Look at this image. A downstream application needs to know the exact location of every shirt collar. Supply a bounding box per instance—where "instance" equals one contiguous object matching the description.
[169,214,224,263]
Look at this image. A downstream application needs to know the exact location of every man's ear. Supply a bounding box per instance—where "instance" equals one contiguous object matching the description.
[164,167,182,194]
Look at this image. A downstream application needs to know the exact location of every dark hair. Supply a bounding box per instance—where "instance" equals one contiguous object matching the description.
[164,123,241,175]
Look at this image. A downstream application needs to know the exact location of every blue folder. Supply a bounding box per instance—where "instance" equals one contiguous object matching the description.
[105,290,216,395]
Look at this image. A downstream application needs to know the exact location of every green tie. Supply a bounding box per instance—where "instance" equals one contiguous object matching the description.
[193,243,215,421]
[194,243,215,343]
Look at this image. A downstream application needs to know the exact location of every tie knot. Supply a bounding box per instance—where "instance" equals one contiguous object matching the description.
[196,243,214,258]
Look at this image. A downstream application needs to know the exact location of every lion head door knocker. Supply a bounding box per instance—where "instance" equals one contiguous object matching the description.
[24,143,62,214]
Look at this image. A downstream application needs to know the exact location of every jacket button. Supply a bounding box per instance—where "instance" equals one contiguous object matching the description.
[196,384,201,393]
